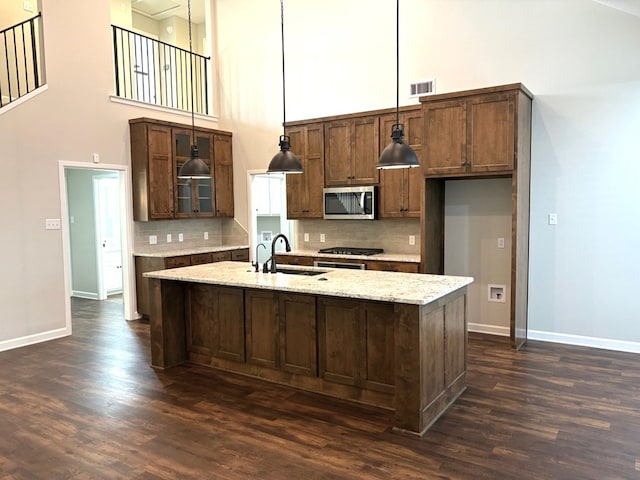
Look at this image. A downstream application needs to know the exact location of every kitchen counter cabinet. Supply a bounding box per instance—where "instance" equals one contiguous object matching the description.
[379,109,424,218]
[146,262,471,436]
[286,123,325,218]
[324,116,379,186]
[129,118,234,221]
[135,246,249,318]
[275,253,420,273]
[421,85,531,177]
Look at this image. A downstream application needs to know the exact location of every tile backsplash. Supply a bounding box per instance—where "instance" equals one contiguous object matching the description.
[294,218,420,255]
[133,218,248,252]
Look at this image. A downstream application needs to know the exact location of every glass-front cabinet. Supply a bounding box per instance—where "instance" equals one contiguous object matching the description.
[173,128,215,218]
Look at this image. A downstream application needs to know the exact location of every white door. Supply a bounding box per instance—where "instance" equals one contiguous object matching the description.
[94,176,123,298]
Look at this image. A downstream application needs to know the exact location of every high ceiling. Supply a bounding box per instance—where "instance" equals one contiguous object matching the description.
[592,0,640,16]
[131,0,206,25]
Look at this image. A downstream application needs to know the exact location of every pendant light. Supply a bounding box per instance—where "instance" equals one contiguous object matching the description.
[178,0,211,179]
[267,0,303,174]
[376,0,420,170]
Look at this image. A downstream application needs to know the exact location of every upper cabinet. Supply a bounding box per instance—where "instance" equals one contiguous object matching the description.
[286,123,325,218]
[422,85,528,177]
[129,118,234,221]
[378,108,424,218]
[324,115,379,186]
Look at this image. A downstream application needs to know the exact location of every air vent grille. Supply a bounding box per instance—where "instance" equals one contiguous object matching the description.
[409,79,435,98]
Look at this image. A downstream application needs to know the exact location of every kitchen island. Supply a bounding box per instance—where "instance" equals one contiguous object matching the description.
[145,261,472,436]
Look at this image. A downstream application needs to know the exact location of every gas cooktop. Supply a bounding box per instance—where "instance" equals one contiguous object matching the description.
[318,247,384,256]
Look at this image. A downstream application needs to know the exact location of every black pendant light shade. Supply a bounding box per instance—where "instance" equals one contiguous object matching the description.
[179,145,211,178]
[378,124,420,169]
[178,0,211,179]
[376,0,420,170]
[269,135,303,173]
[267,0,303,174]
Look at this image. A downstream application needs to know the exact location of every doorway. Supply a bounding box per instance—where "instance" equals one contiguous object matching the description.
[248,171,294,266]
[59,161,136,330]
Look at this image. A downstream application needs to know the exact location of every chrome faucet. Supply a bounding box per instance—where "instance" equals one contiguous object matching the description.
[252,242,267,272]
[263,233,291,273]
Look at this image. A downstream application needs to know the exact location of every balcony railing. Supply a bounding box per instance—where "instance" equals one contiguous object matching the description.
[0,13,45,108]
[112,25,210,115]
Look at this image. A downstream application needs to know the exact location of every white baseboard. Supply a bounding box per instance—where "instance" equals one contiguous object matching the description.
[72,290,100,300]
[0,327,70,353]
[528,330,640,354]
[468,323,510,337]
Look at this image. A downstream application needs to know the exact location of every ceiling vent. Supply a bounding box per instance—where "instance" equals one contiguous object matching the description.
[409,79,435,98]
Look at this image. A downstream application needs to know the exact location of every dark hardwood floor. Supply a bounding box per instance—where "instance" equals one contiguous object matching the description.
[1,297,639,479]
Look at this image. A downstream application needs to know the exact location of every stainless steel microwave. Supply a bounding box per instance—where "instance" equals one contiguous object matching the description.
[323,186,377,220]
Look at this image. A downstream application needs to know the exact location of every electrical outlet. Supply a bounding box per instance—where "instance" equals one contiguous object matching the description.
[548,213,558,225]
[204,231,209,240]
[304,233,309,242]
[320,233,325,243]
[45,218,61,230]
[149,235,157,245]
[497,237,505,249]
[166,234,172,243]
[178,233,184,242]
[409,235,415,246]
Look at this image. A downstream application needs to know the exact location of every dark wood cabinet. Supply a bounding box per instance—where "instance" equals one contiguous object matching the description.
[135,248,248,318]
[210,286,245,362]
[318,298,395,392]
[379,108,424,218]
[422,90,518,176]
[286,123,324,218]
[130,122,174,221]
[324,115,379,186]
[245,290,279,368]
[279,294,317,376]
[129,118,234,221]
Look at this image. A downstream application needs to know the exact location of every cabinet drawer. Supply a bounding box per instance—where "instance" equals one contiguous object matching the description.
[366,261,420,273]
[231,248,249,261]
[164,255,192,268]
[191,253,214,265]
[211,251,232,262]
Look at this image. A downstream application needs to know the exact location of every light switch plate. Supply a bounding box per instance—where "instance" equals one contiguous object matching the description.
[149,235,157,245]
[304,233,309,242]
[548,213,558,225]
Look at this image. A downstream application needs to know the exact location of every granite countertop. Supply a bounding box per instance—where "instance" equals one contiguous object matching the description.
[144,261,472,306]
[278,249,421,263]
[134,244,249,258]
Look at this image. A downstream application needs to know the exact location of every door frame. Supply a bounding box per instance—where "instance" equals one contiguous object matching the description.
[59,161,137,330]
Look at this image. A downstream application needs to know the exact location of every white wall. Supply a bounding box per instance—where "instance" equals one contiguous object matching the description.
[216,0,640,347]
[0,0,222,349]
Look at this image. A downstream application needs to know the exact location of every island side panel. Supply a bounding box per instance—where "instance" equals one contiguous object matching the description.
[149,278,186,369]
[393,287,468,436]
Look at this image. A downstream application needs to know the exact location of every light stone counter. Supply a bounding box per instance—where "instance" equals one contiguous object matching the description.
[144,261,472,306]
[134,244,249,258]
[278,249,420,263]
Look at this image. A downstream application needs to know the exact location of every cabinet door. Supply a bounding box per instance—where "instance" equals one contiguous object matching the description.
[173,129,214,218]
[468,93,515,173]
[361,302,395,393]
[423,99,467,176]
[404,110,424,216]
[351,116,379,185]
[279,294,317,376]
[287,124,325,218]
[212,287,245,362]
[286,127,308,218]
[318,298,361,386]
[213,133,234,217]
[186,284,216,362]
[245,290,279,368]
[146,124,174,220]
[324,120,352,186]
[379,114,408,217]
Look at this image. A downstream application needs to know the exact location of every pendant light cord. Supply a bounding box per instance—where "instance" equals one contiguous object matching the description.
[395,0,399,127]
[280,0,286,134]
[188,0,195,143]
